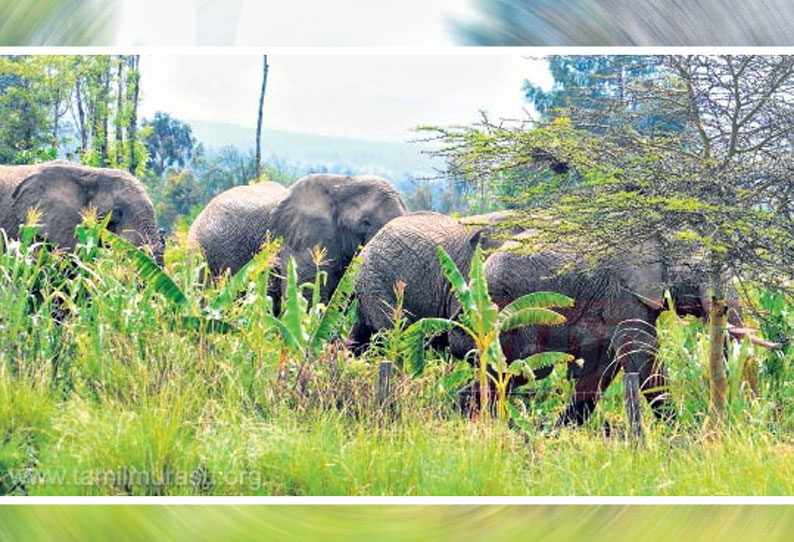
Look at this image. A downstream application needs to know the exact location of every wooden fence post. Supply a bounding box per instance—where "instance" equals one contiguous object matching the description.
[377,361,393,406]
[624,372,644,441]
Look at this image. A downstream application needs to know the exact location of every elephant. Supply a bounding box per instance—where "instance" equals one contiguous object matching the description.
[188,181,288,277]
[189,173,406,305]
[0,161,161,260]
[350,210,521,350]
[474,232,755,429]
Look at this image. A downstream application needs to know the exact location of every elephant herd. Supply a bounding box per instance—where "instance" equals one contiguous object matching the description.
[188,172,406,306]
[0,161,768,429]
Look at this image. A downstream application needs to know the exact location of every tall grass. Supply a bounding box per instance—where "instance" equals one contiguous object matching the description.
[0,223,793,495]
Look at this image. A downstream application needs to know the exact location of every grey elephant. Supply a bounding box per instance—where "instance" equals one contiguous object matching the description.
[188,181,288,276]
[0,161,161,259]
[350,210,520,349]
[189,173,406,304]
[477,232,760,428]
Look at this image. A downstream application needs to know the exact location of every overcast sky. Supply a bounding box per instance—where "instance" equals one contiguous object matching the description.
[138,55,552,142]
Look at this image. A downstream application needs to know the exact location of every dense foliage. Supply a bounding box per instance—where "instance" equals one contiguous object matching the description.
[0,214,793,495]
[0,55,145,171]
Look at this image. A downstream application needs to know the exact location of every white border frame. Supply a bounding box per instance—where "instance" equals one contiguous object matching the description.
[1,45,793,504]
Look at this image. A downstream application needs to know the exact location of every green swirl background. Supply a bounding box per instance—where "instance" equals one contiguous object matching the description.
[0,505,791,541]
[0,0,120,45]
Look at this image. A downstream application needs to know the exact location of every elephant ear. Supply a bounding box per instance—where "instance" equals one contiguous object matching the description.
[10,163,96,249]
[269,174,339,266]
[698,282,713,318]
[615,243,666,311]
[467,229,484,249]
[462,211,521,251]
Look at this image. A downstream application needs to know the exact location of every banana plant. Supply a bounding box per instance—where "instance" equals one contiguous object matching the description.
[264,251,361,380]
[405,244,575,420]
[99,227,276,334]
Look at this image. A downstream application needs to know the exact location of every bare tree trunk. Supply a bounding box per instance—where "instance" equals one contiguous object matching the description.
[115,56,124,167]
[127,55,140,174]
[100,61,111,167]
[75,80,88,152]
[52,91,61,151]
[255,55,269,179]
[707,269,728,429]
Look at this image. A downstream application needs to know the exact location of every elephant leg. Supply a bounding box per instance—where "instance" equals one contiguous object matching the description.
[613,322,676,424]
[348,318,374,354]
[456,380,479,420]
[457,370,517,420]
[640,359,676,423]
[554,397,598,428]
[554,354,620,429]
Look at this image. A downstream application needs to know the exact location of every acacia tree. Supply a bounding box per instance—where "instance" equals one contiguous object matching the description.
[422,55,794,427]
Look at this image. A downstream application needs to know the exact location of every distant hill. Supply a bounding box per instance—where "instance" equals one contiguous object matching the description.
[188,120,442,186]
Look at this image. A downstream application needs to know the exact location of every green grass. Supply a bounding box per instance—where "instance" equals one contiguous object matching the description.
[1,228,793,496]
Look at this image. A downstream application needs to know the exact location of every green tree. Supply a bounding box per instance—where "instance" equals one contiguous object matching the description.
[192,145,261,196]
[0,56,57,163]
[142,112,198,178]
[155,170,207,232]
[125,55,142,175]
[424,55,794,427]
[84,55,112,167]
[0,55,146,169]
[404,180,434,211]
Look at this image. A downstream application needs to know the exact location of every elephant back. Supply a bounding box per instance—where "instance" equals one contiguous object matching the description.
[189,182,288,276]
[356,212,479,332]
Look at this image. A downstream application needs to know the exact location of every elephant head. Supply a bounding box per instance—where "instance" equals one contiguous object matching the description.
[459,210,523,251]
[2,162,161,259]
[270,173,406,299]
[613,242,745,327]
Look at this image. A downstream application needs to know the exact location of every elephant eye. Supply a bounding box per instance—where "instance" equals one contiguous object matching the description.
[360,217,372,228]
